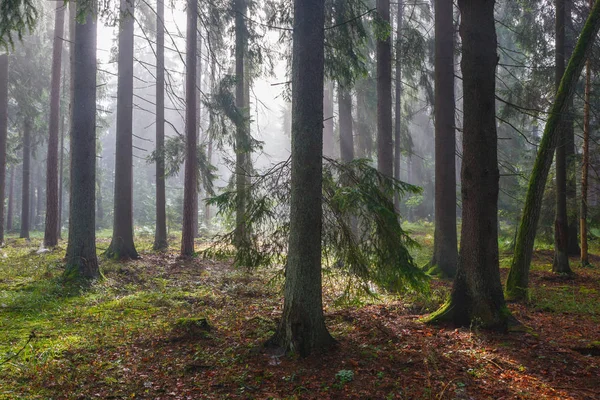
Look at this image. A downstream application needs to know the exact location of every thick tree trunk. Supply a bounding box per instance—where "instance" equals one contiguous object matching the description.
[323,82,334,158]
[338,87,354,163]
[180,0,198,257]
[505,0,600,300]
[106,0,138,260]
[20,119,31,239]
[0,54,7,243]
[154,0,168,250]
[394,0,403,211]
[234,0,248,249]
[428,0,508,330]
[267,0,334,356]
[65,1,99,280]
[44,3,65,247]
[431,0,458,277]
[553,0,572,273]
[6,166,13,232]
[377,0,393,178]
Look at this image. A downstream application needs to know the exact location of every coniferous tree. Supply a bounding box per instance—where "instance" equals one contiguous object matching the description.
[65,0,99,280]
[106,0,138,259]
[267,0,334,356]
[0,54,7,243]
[20,118,31,239]
[377,0,393,178]
[44,2,65,247]
[581,0,592,267]
[393,1,402,211]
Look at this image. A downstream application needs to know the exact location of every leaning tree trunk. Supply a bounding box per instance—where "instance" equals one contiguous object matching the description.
[44,2,65,247]
[553,0,572,274]
[65,0,99,280]
[267,0,334,357]
[154,0,168,250]
[180,0,198,257]
[338,86,354,163]
[377,0,393,178]
[430,0,457,277]
[428,0,509,330]
[106,0,138,260]
[393,0,403,211]
[0,54,7,244]
[20,118,31,239]
[581,0,592,267]
[505,0,600,301]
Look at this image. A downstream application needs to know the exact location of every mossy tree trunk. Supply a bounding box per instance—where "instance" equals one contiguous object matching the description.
[431,0,457,278]
[267,0,335,357]
[505,0,600,300]
[428,0,509,330]
[65,1,99,280]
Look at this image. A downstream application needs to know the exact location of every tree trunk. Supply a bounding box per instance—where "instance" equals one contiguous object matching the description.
[65,0,99,280]
[394,0,403,211]
[20,118,31,239]
[0,54,7,243]
[96,172,104,228]
[106,0,138,260]
[7,166,14,232]
[553,0,573,273]
[581,0,592,266]
[204,54,216,229]
[338,87,354,163]
[58,104,65,239]
[377,0,393,178]
[193,33,202,238]
[234,0,248,249]
[180,0,198,257]
[267,0,334,356]
[44,2,65,247]
[154,0,168,250]
[35,162,43,229]
[323,81,334,158]
[431,0,458,277]
[505,0,600,300]
[428,0,509,330]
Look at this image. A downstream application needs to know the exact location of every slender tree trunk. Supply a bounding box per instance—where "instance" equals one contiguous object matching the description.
[6,166,13,232]
[193,33,202,238]
[428,0,508,329]
[20,119,31,239]
[65,0,99,280]
[505,0,600,300]
[394,0,403,211]
[96,172,104,228]
[180,0,198,257]
[106,0,138,259]
[44,2,65,247]
[338,87,354,163]
[581,0,592,267]
[323,81,334,158]
[553,0,572,274]
[356,79,372,158]
[204,54,216,229]
[154,0,168,250]
[30,160,36,231]
[0,54,7,243]
[58,106,65,239]
[377,0,393,179]
[431,0,457,277]
[267,0,334,356]
[36,163,43,229]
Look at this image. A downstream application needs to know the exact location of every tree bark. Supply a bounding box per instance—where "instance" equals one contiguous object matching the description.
[553,0,573,273]
[428,0,508,330]
[6,166,13,232]
[20,118,31,239]
[106,0,138,260]
[44,2,65,247]
[35,162,43,229]
[65,0,99,280]
[58,104,65,239]
[377,0,393,178]
[581,48,591,266]
[505,0,600,300]
[193,33,202,238]
[394,0,403,211]
[323,81,334,158]
[0,54,7,243]
[180,0,197,257]
[154,0,168,251]
[431,0,458,277]
[267,0,334,356]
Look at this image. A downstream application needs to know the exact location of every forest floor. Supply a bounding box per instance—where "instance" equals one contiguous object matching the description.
[1,226,600,399]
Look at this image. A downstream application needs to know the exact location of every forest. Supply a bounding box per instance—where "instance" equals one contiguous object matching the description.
[0,0,600,398]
